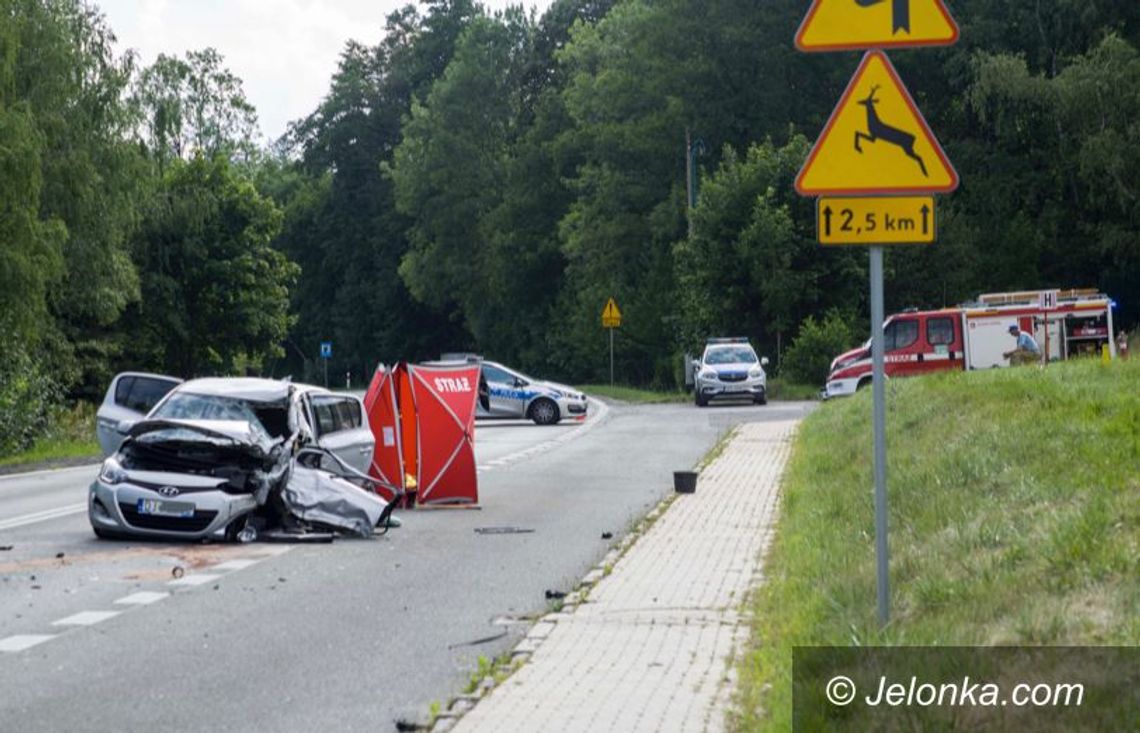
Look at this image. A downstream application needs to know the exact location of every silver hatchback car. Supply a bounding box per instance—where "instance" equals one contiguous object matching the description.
[89,376,379,541]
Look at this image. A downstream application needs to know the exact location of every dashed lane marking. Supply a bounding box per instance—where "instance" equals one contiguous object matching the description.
[114,591,170,606]
[168,572,222,587]
[477,399,610,473]
[1,546,293,654]
[0,635,56,653]
[0,502,87,531]
[52,611,121,627]
[210,559,260,571]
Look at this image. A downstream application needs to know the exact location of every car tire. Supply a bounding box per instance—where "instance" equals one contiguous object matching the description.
[695,393,708,408]
[528,398,560,425]
[754,394,767,405]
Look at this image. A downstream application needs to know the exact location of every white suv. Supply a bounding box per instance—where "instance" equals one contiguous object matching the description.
[693,338,769,407]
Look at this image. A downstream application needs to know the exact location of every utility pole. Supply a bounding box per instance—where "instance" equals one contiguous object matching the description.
[686,130,706,237]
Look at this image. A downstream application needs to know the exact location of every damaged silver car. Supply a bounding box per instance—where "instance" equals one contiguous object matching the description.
[89,377,396,542]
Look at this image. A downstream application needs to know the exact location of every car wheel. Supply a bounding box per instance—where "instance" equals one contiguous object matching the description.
[528,398,560,425]
[695,393,708,408]
[754,394,767,405]
[856,377,871,391]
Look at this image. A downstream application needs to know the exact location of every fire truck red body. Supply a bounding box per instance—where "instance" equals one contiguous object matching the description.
[823,289,1117,399]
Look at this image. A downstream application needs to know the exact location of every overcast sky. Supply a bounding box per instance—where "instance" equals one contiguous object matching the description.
[95,0,554,143]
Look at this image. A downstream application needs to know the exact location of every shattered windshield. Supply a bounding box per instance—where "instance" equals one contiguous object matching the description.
[151,393,283,442]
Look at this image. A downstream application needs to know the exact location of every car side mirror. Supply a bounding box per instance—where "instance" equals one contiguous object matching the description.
[760,357,770,367]
[513,377,528,388]
[116,418,137,435]
[691,359,701,370]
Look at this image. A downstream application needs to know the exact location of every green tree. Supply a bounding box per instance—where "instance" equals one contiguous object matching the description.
[4,0,148,395]
[124,156,297,377]
[272,1,478,381]
[132,48,260,168]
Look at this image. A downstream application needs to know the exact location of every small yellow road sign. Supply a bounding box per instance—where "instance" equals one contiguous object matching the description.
[817,196,935,245]
[796,51,957,196]
[796,0,959,52]
[601,297,622,328]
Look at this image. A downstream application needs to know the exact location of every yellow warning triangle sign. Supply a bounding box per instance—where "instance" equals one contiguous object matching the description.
[795,51,958,196]
[796,0,959,52]
[601,297,622,327]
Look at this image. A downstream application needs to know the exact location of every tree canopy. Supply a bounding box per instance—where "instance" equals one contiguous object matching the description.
[2,0,1138,408]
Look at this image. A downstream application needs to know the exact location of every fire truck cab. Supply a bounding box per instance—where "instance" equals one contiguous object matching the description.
[823,289,1116,399]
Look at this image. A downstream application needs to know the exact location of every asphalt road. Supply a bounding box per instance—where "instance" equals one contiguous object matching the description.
[0,398,814,732]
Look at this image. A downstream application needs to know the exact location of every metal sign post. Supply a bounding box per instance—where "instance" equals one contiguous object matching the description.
[869,246,889,624]
[609,328,615,387]
[601,298,622,387]
[320,341,332,388]
[793,1,960,627]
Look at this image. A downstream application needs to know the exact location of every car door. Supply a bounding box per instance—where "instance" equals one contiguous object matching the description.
[96,373,182,456]
[882,317,922,378]
[310,394,375,474]
[481,364,528,418]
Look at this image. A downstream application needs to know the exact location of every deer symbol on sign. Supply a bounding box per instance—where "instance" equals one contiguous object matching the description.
[854,85,928,177]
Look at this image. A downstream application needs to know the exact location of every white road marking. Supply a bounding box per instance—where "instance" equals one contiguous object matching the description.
[0,502,87,531]
[210,559,259,571]
[168,573,222,587]
[114,591,170,606]
[52,610,121,627]
[477,399,609,475]
[0,463,99,484]
[0,635,56,652]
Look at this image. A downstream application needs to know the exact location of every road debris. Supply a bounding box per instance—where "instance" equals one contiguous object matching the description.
[171,566,185,579]
[474,527,534,535]
[544,589,566,600]
[601,531,613,539]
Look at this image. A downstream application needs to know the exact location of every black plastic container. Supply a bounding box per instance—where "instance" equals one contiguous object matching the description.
[673,470,698,494]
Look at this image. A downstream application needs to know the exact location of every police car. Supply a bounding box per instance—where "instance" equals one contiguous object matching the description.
[692,337,769,407]
[431,355,588,425]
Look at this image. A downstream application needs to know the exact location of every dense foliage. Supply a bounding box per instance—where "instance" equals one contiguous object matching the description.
[2,0,1138,447]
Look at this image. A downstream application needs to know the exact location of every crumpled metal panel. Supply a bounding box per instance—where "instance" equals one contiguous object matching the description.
[281,466,388,538]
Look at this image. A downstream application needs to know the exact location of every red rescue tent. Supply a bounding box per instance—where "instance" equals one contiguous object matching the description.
[362,362,480,506]
[362,364,404,502]
[406,363,480,505]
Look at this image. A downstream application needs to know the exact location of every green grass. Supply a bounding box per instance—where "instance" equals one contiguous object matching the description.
[0,402,100,469]
[735,357,1140,731]
[765,377,821,401]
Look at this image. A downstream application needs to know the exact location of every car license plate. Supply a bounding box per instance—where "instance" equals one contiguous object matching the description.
[137,498,195,518]
[725,384,746,392]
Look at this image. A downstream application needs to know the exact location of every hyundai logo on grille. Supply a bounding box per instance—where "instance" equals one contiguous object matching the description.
[157,486,181,497]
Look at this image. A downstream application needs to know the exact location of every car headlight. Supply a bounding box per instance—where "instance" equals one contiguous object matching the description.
[99,457,128,485]
[548,389,564,398]
[749,368,763,378]
[699,368,716,380]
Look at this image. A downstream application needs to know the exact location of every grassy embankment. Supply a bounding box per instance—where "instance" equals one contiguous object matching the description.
[0,403,100,470]
[580,378,819,404]
[736,357,1140,730]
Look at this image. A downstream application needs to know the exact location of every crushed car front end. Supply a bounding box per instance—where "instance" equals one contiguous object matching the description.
[89,419,289,541]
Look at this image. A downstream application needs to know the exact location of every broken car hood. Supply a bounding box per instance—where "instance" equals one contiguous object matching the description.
[128,419,278,456]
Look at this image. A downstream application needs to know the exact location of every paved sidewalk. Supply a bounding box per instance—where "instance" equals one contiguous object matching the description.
[441,419,798,733]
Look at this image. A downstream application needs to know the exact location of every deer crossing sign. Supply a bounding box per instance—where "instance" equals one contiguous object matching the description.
[795,50,957,196]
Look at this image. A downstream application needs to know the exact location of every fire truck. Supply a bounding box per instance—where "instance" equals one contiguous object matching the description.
[823,289,1118,399]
